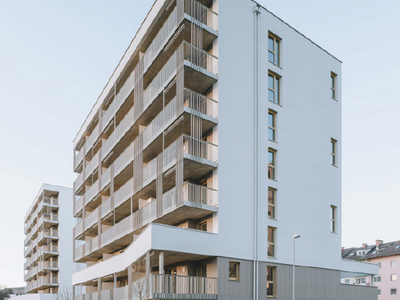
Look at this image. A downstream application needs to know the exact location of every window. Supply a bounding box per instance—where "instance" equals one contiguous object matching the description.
[391,274,397,281]
[268,149,276,180]
[198,221,207,232]
[356,278,366,284]
[378,263,381,268]
[357,250,366,256]
[374,276,381,282]
[268,188,276,219]
[391,260,397,267]
[267,266,276,297]
[268,227,276,257]
[268,72,280,104]
[229,262,240,281]
[391,289,397,295]
[378,289,381,295]
[268,34,280,65]
[268,111,276,141]
[331,139,337,166]
[345,279,350,284]
[396,245,400,249]
[330,205,336,233]
[331,72,337,99]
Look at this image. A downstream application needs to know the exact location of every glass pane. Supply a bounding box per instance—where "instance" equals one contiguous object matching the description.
[268,90,275,102]
[268,151,274,165]
[331,154,335,165]
[268,166,274,179]
[268,244,275,257]
[268,128,274,141]
[268,113,274,127]
[267,283,274,296]
[267,266,274,281]
[228,263,236,279]
[275,78,279,103]
[275,40,279,65]
[268,227,274,242]
[332,89,335,98]
[268,190,274,205]
[331,76,335,88]
[331,141,335,152]
[268,51,275,63]
[268,205,275,218]
[331,220,335,232]
[268,75,274,88]
[268,36,274,50]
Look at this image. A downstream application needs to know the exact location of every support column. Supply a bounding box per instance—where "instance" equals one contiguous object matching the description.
[159,251,164,274]
[146,251,151,299]
[128,264,133,300]
[97,277,102,300]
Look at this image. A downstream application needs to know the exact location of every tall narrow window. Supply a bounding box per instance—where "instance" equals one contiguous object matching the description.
[268,227,276,257]
[268,149,276,180]
[268,111,276,141]
[268,73,280,104]
[229,262,240,281]
[267,266,276,297]
[331,139,337,166]
[331,72,337,99]
[391,260,397,267]
[268,188,276,219]
[391,274,397,281]
[391,289,397,295]
[331,205,336,232]
[268,34,280,65]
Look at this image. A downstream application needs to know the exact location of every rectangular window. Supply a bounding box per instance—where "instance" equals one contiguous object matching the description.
[331,72,337,99]
[268,227,276,257]
[268,188,276,219]
[331,139,337,166]
[267,266,276,297]
[198,221,207,232]
[268,72,280,104]
[374,276,381,282]
[378,263,381,268]
[345,279,350,284]
[268,149,276,180]
[268,111,276,141]
[268,34,280,65]
[331,205,336,232]
[378,289,381,295]
[391,289,397,295]
[229,262,240,281]
[391,260,397,267]
[391,274,397,281]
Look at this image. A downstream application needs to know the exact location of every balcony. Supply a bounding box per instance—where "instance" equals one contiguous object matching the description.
[85,124,100,154]
[38,229,59,244]
[85,182,100,207]
[38,245,59,258]
[85,152,100,180]
[38,213,59,229]
[74,220,84,240]
[38,261,59,273]
[42,197,59,207]
[101,167,111,190]
[74,147,84,171]
[84,207,99,232]
[75,172,85,191]
[75,182,217,262]
[75,196,84,217]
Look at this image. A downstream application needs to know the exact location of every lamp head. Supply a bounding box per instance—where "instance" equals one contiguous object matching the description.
[293,234,301,239]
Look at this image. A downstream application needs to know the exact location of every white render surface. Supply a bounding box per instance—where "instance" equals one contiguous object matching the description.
[72,0,377,291]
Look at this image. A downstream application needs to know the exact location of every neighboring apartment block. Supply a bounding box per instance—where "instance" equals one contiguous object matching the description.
[24,184,82,297]
[71,0,377,299]
[342,240,400,299]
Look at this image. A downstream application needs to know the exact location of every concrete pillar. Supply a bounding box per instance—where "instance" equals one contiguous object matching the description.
[128,264,133,300]
[159,251,164,275]
[97,277,102,299]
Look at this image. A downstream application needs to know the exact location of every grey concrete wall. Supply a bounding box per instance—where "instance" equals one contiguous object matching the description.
[217,257,377,300]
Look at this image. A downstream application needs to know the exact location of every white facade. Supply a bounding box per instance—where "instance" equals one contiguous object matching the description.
[71,0,378,299]
[23,184,83,298]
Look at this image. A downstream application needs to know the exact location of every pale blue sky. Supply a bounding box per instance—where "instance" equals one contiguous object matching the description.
[0,0,399,287]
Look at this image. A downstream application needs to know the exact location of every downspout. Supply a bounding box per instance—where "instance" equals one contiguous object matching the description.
[253,4,261,300]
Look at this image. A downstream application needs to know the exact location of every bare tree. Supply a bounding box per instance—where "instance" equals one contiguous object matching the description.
[132,258,149,300]
[51,286,73,300]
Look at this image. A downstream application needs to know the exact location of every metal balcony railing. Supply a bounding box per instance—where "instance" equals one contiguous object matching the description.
[75,196,83,216]
[84,207,99,231]
[184,0,218,31]
[114,178,134,209]
[85,181,100,205]
[85,152,99,179]
[85,124,100,154]
[114,142,134,176]
[75,172,85,190]
[101,167,111,189]
[74,147,84,170]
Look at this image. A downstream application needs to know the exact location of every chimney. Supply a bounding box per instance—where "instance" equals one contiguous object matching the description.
[362,243,368,248]
[376,240,383,249]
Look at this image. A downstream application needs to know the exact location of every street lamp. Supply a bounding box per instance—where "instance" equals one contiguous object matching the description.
[293,234,301,300]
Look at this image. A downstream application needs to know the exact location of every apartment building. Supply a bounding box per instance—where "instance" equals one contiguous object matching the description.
[71,0,378,299]
[24,184,82,298]
[342,240,400,299]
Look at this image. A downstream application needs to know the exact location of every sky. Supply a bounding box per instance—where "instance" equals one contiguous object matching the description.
[0,0,399,288]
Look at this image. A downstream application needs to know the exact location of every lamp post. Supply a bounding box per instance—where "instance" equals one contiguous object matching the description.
[293,234,301,300]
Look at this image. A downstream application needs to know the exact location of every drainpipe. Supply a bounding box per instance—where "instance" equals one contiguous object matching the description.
[253,4,261,300]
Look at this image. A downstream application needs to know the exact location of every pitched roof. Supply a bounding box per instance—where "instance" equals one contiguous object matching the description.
[342,240,400,261]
